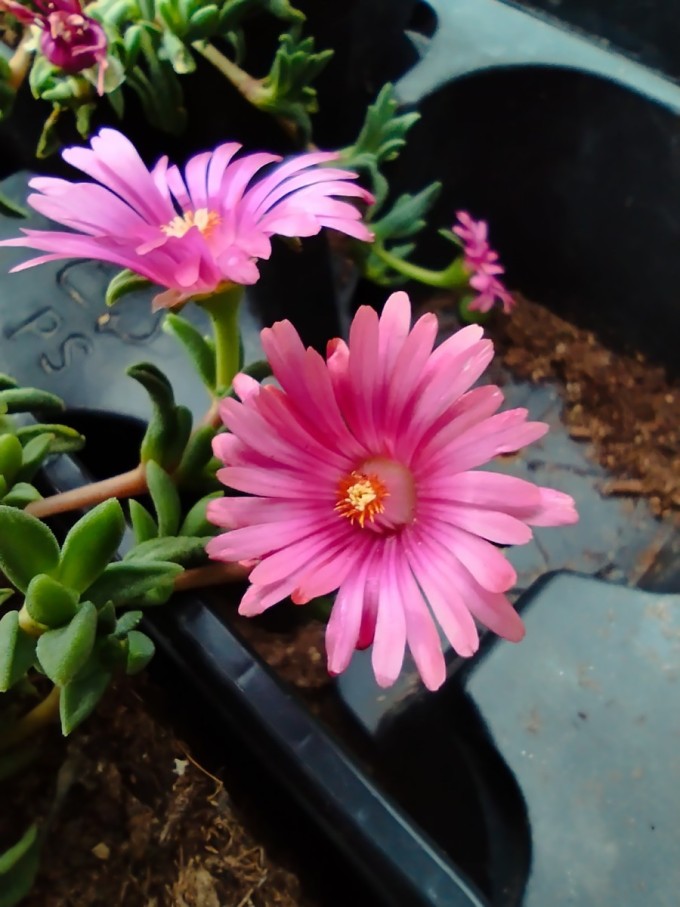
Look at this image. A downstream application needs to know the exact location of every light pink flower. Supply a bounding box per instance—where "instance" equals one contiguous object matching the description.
[453,210,514,314]
[0,128,374,310]
[207,291,577,691]
[1,1,108,90]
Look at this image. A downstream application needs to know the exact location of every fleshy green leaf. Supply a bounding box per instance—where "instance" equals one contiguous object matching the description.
[24,575,79,628]
[2,484,42,509]
[16,423,85,454]
[114,610,143,638]
[82,561,182,607]
[179,491,221,536]
[36,602,98,686]
[16,434,54,483]
[146,460,181,537]
[105,268,153,306]
[0,824,40,907]
[125,535,210,567]
[0,388,64,414]
[0,612,36,692]
[0,435,23,486]
[125,630,155,674]
[59,661,112,735]
[129,500,158,544]
[58,499,125,593]
[174,425,216,484]
[0,506,60,592]
[0,374,18,390]
[163,313,216,389]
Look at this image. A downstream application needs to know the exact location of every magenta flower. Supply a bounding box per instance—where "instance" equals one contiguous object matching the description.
[0,129,374,310]
[453,210,514,314]
[0,1,108,90]
[206,292,577,691]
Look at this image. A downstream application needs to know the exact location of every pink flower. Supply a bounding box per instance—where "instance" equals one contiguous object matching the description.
[453,210,514,314]
[206,291,578,691]
[1,1,108,90]
[0,129,374,310]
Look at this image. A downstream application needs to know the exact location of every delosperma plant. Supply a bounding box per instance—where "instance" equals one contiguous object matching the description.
[0,124,575,902]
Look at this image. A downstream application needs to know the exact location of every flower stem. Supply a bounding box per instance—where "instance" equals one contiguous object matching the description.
[192,41,264,105]
[26,464,147,519]
[201,285,244,394]
[174,562,248,592]
[372,243,469,289]
[0,686,60,752]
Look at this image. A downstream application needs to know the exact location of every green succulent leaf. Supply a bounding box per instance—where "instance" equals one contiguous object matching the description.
[174,425,216,483]
[82,561,182,608]
[17,434,54,483]
[146,460,181,537]
[129,499,158,545]
[0,506,60,592]
[114,610,143,638]
[0,374,18,391]
[0,388,64,415]
[36,602,98,687]
[128,363,185,465]
[105,268,153,306]
[2,483,43,509]
[59,661,112,735]
[0,434,23,487]
[371,183,442,244]
[58,499,126,593]
[25,575,79,628]
[257,32,333,141]
[339,84,421,208]
[0,611,36,693]
[15,424,85,454]
[0,191,26,219]
[125,535,210,567]
[179,491,221,536]
[0,824,41,907]
[163,313,216,390]
[125,630,155,675]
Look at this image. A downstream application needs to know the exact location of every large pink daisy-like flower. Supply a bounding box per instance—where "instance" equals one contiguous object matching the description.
[0,128,374,309]
[207,292,577,691]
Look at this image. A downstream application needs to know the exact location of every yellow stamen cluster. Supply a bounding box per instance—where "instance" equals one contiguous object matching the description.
[161,208,222,239]
[336,471,389,528]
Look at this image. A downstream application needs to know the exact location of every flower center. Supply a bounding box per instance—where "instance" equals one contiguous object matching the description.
[335,459,416,532]
[335,471,388,528]
[161,208,221,240]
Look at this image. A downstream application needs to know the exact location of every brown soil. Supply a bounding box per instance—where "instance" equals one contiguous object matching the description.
[3,678,315,907]
[494,296,680,517]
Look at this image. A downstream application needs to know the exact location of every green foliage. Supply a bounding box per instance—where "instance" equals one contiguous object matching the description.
[125,535,212,567]
[59,660,112,735]
[36,602,98,687]
[339,84,421,209]
[24,575,79,627]
[125,630,155,674]
[179,491,222,536]
[0,507,60,592]
[145,460,181,536]
[128,362,193,468]
[129,499,159,544]
[163,314,217,391]
[57,500,126,593]
[362,184,443,285]
[0,612,36,693]
[15,424,85,455]
[257,32,333,141]
[105,268,153,306]
[0,824,41,907]
[82,561,183,608]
